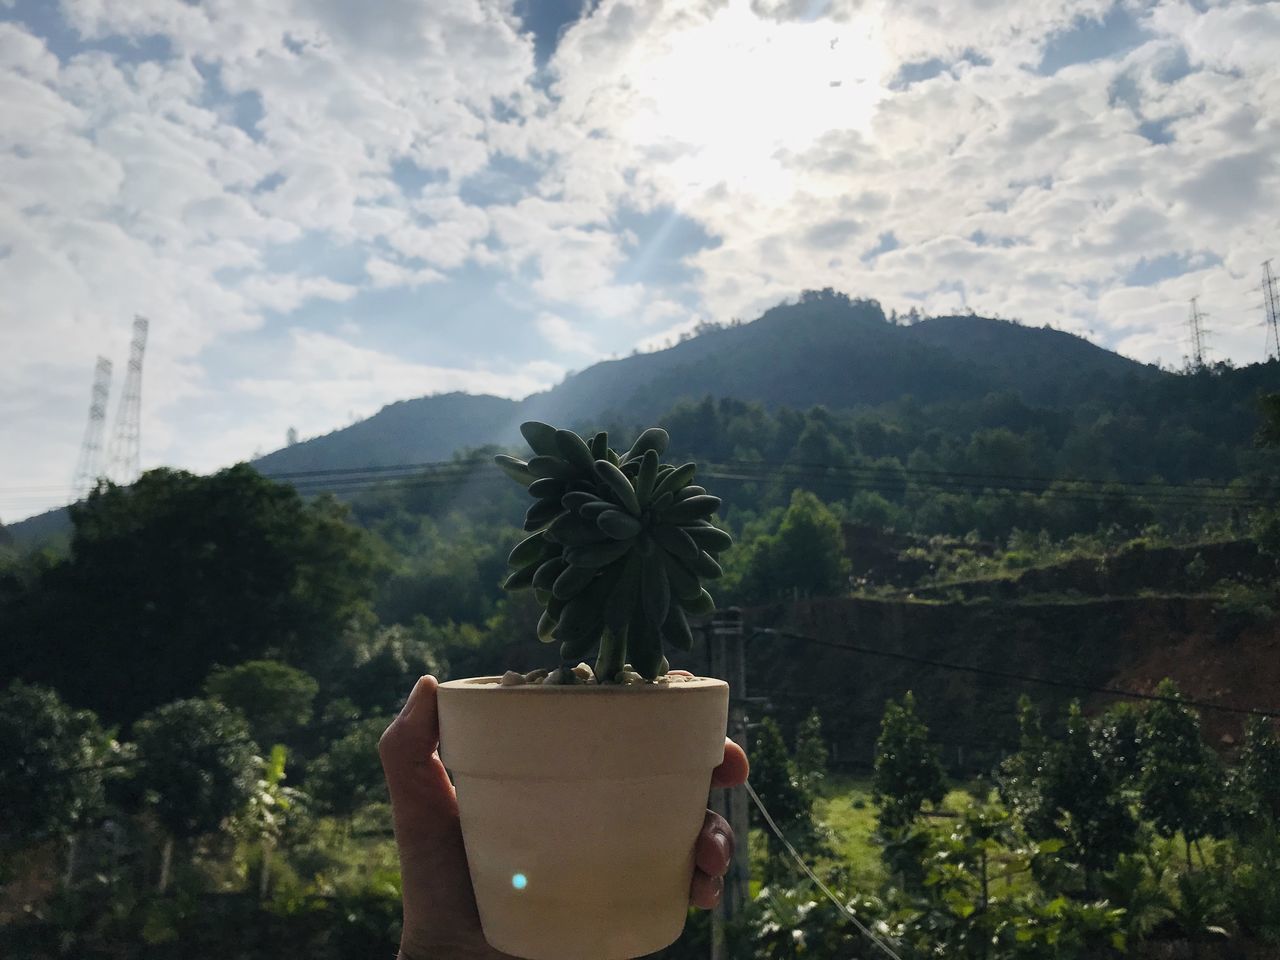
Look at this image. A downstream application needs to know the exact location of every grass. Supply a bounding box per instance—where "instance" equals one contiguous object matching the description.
[748,776,996,899]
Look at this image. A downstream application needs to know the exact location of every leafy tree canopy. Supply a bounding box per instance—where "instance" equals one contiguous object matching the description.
[132,698,258,840]
[204,660,319,749]
[7,466,384,721]
[0,681,111,845]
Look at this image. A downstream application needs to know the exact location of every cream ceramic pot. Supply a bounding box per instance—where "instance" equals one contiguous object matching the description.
[437,676,730,960]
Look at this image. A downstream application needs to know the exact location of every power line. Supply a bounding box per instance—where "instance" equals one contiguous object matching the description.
[755,628,1280,720]
[744,779,905,960]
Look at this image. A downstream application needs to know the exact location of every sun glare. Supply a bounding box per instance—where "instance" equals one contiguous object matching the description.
[621,1,888,203]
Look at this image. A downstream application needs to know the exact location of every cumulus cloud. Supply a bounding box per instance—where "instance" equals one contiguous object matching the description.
[3,0,1279,519]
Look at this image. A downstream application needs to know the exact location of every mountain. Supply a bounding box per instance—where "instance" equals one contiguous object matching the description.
[257,294,1162,476]
[7,293,1164,544]
[251,392,521,474]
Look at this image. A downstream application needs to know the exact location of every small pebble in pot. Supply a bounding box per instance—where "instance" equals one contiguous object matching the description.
[571,662,596,683]
[500,671,525,686]
[523,668,550,684]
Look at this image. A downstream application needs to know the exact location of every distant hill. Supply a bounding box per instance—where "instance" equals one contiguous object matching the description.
[7,293,1166,544]
[255,294,1163,476]
[251,392,521,475]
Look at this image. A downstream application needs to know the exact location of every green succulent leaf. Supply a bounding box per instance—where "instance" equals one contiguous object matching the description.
[503,561,540,591]
[537,609,559,643]
[494,455,535,486]
[652,524,699,562]
[641,549,671,628]
[559,624,603,662]
[527,455,574,481]
[532,556,569,592]
[684,524,733,554]
[663,555,704,601]
[520,421,561,457]
[635,449,660,505]
[594,459,642,516]
[597,509,642,540]
[578,500,614,520]
[662,495,721,524]
[508,532,547,568]
[561,491,598,513]
[555,429,597,472]
[652,462,696,502]
[628,602,664,680]
[626,427,670,462]
[687,550,724,580]
[604,549,643,637]
[553,563,597,601]
[528,476,567,500]
[675,485,707,501]
[565,539,633,568]
[662,603,694,652]
[681,588,715,616]
[588,431,609,459]
[547,512,610,546]
[524,500,564,531]
[651,491,675,512]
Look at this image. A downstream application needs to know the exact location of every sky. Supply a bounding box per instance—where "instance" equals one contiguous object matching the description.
[1,0,1278,521]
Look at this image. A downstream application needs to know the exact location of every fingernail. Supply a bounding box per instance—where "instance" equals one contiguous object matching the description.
[713,827,732,865]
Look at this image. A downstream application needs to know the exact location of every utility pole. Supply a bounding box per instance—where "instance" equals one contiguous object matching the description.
[1187,297,1210,371]
[104,316,149,485]
[71,356,113,499]
[708,608,749,960]
[1264,260,1280,361]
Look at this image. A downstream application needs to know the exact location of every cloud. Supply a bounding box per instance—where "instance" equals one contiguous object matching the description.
[535,311,596,355]
[4,0,1280,520]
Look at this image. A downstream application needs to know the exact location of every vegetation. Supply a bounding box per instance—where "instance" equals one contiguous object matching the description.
[3,315,1280,955]
[495,421,731,681]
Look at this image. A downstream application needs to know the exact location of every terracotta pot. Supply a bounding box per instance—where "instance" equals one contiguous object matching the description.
[437,676,729,960]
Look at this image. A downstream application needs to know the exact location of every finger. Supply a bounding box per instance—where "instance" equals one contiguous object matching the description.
[695,810,732,877]
[711,738,749,789]
[379,676,454,810]
[689,870,723,910]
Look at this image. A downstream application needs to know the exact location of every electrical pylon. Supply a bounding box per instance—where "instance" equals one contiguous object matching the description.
[1187,297,1210,370]
[1264,260,1280,361]
[71,356,113,498]
[104,316,149,485]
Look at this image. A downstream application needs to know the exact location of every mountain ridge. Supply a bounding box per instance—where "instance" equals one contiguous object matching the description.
[7,294,1163,544]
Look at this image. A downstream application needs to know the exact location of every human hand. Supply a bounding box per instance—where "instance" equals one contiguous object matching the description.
[379,674,750,960]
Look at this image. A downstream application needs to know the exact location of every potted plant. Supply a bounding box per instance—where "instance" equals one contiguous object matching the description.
[437,421,733,960]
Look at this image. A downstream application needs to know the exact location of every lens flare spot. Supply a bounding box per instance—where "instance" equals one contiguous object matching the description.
[512,873,528,891]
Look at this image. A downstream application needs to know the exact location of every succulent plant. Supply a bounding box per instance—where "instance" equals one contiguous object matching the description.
[496,421,732,683]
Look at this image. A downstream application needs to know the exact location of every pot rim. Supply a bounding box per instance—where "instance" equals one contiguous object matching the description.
[439,675,726,694]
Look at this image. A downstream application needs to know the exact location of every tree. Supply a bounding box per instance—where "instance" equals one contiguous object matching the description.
[740,490,849,600]
[13,466,383,721]
[204,660,319,749]
[1235,716,1280,830]
[794,708,828,794]
[306,716,392,817]
[1042,702,1138,889]
[229,744,306,900]
[750,716,815,884]
[132,698,258,891]
[1139,679,1221,866]
[873,691,946,831]
[0,682,111,884]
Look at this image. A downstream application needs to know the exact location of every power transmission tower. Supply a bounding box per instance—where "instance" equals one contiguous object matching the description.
[1264,260,1280,361]
[71,356,113,499]
[104,316,149,485]
[1187,297,1210,370]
